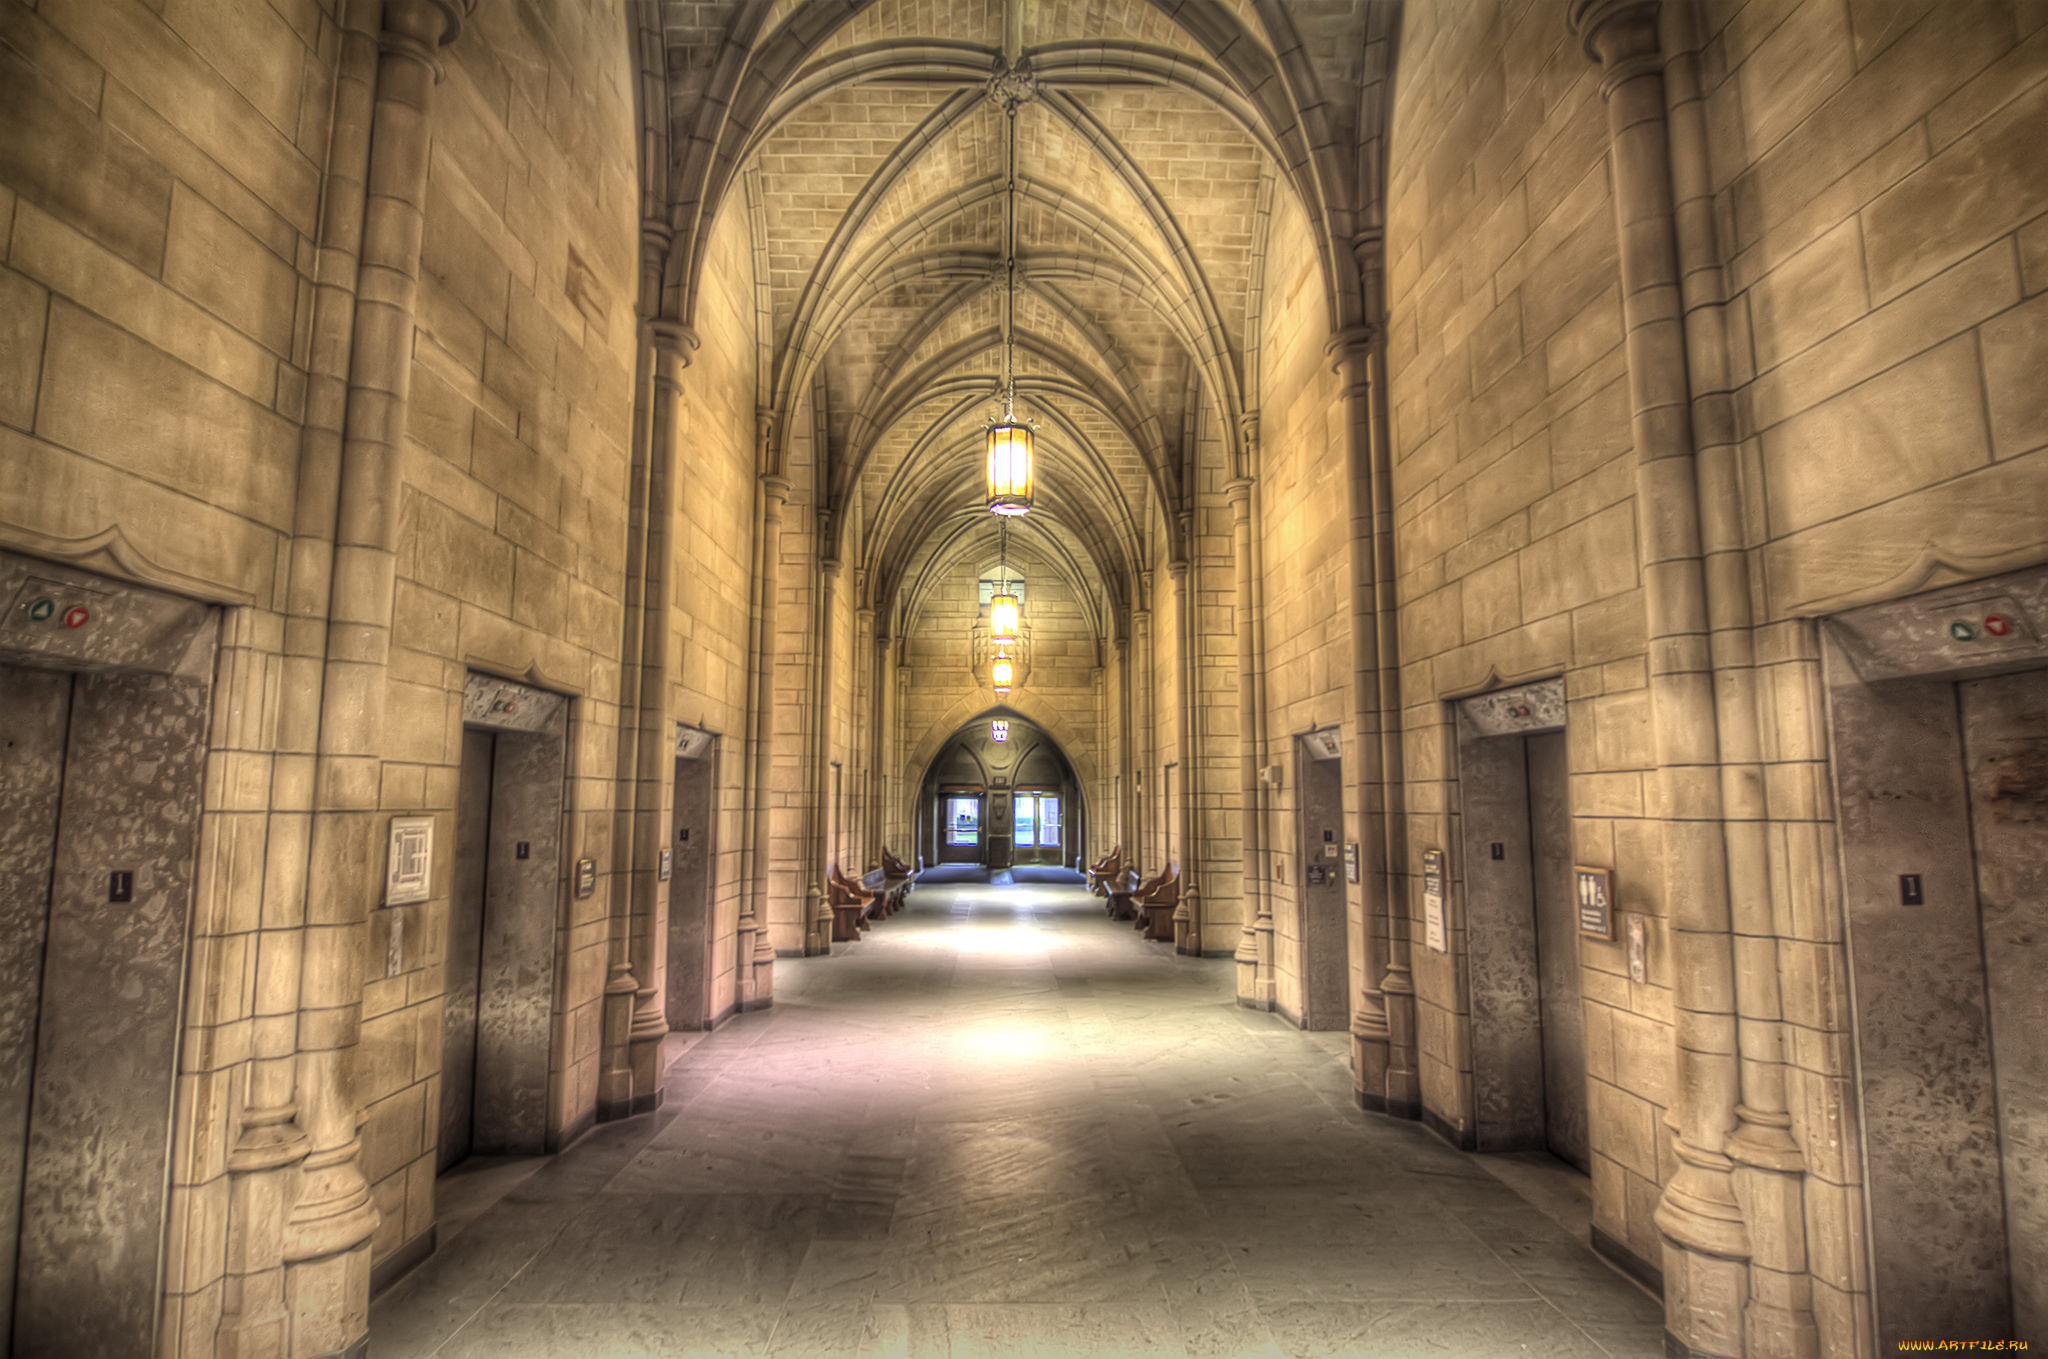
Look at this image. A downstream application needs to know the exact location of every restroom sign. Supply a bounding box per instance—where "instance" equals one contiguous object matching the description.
[1575,866,1614,940]
[385,817,434,905]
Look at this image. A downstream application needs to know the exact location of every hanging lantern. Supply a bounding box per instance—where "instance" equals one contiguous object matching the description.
[991,651,1014,693]
[989,587,1020,645]
[985,421,1033,516]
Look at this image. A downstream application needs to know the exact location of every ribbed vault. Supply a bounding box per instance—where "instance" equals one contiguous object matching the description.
[654,0,1387,632]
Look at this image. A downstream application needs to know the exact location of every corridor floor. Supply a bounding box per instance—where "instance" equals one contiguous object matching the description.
[373,884,1664,1358]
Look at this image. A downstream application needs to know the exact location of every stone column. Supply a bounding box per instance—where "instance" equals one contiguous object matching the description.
[1168,554,1202,954]
[803,556,840,955]
[854,604,875,864]
[1131,594,1152,876]
[1226,476,1273,1006]
[1663,9,1817,1354]
[877,627,898,858]
[1569,4,1754,1352]
[738,464,790,1008]
[216,6,381,1353]
[285,2,466,1352]
[620,321,698,1112]
[1328,332,1398,1110]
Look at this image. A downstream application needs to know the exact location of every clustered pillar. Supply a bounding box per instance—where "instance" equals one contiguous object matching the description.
[1567,4,1823,1354]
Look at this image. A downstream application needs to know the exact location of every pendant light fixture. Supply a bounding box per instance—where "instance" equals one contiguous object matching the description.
[991,651,1014,694]
[985,81,1034,517]
[989,520,1020,646]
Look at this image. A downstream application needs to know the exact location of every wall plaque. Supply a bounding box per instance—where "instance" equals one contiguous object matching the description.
[658,848,673,882]
[1576,866,1614,940]
[1344,842,1359,883]
[1422,847,1448,953]
[574,857,597,899]
[385,816,434,906]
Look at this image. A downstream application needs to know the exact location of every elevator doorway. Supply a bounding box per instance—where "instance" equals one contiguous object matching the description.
[1293,731,1348,1030]
[438,677,567,1172]
[1456,686,1587,1171]
[0,569,214,1359]
[667,725,719,1030]
[1831,652,2046,1346]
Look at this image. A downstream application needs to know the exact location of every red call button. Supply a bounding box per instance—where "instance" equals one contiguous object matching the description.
[61,605,89,629]
[1983,614,2012,637]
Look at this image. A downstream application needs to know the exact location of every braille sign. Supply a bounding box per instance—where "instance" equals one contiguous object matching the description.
[1575,866,1613,940]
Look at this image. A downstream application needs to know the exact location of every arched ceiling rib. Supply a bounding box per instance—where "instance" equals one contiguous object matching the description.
[658,0,1384,634]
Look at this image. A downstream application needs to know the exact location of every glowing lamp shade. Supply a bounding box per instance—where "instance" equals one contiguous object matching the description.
[985,423,1034,516]
[989,591,1020,645]
[991,653,1014,693]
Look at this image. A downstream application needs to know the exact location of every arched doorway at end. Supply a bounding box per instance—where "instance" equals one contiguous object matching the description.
[915,711,1086,872]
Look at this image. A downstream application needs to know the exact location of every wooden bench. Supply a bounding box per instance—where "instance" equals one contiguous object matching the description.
[1085,845,1122,898]
[828,863,877,941]
[1106,867,1140,921]
[1133,863,1180,941]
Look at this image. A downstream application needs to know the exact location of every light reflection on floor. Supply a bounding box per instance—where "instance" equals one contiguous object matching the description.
[373,881,1661,1358]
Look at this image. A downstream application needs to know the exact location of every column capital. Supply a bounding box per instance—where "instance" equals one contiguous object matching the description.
[821,556,843,583]
[760,473,792,504]
[1222,476,1255,510]
[381,0,472,73]
[1568,0,1662,87]
[1167,558,1190,585]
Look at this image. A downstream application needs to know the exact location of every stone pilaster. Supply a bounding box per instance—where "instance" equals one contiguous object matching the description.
[803,556,841,956]
[1569,4,1754,1352]
[1328,329,1407,1113]
[1168,553,1201,955]
[620,320,699,1114]
[1226,475,1273,1007]
[214,5,383,1353]
[738,462,789,1009]
[284,3,471,1353]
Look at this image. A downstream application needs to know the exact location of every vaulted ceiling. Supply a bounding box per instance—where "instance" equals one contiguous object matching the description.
[643,0,1395,642]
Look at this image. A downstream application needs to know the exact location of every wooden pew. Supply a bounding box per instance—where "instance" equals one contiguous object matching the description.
[1133,863,1180,941]
[1106,867,1140,921]
[828,864,877,941]
[1086,845,1122,898]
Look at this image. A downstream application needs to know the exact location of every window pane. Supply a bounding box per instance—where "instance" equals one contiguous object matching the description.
[1015,794,1037,847]
[1041,797,1060,842]
[946,797,980,846]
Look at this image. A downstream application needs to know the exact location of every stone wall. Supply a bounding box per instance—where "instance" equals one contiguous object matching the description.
[667,195,763,1021]
[356,0,642,1274]
[1384,0,1663,1269]
[1253,188,1364,1021]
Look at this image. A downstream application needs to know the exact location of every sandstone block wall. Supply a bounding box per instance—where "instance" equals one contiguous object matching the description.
[1385,0,1664,1269]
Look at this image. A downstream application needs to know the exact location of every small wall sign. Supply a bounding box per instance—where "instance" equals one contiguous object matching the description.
[1422,847,1448,953]
[385,817,434,906]
[1306,864,1328,887]
[1343,842,1359,883]
[574,857,597,899]
[1625,912,1648,984]
[658,848,673,882]
[1575,866,1614,940]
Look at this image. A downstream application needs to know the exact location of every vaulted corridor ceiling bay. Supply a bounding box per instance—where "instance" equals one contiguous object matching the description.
[0,0,2043,1357]
[671,0,1366,639]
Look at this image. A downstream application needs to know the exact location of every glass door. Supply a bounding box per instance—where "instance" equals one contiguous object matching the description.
[1013,789,1063,864]
[939,791,983,863]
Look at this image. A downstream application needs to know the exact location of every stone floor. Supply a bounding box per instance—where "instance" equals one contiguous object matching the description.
[373,883,1665,1358]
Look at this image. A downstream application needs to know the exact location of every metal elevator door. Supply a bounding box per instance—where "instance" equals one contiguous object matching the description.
[1527,730,1588,1173]
[440,727,495,1171]
[1960,667,2047,1340]
[0,665,70,1358]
